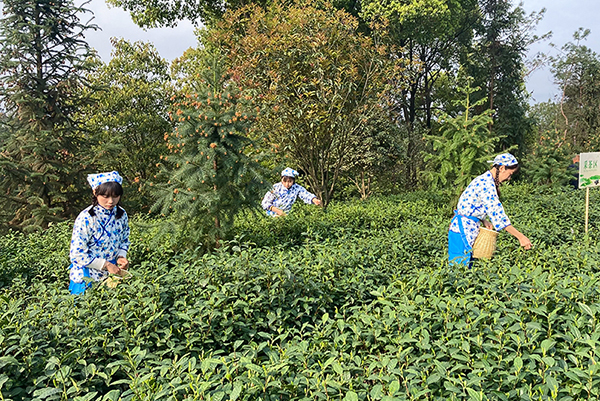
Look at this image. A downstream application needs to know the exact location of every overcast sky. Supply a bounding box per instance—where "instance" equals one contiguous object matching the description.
[82,0,600,105]
[522,0,600,103]
[82,0,198,61]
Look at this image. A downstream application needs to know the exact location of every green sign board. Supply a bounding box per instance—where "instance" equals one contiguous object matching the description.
[579,152,600,188]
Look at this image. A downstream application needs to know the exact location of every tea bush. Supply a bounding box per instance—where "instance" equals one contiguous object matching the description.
[1,184,600,400]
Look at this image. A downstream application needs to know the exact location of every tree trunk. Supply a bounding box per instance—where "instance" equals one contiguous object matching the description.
[213,159,220,248]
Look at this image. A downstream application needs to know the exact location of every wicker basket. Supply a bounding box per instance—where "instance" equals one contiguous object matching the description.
[472,227,498,259]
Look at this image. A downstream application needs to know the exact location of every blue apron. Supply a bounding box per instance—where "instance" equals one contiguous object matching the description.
[68,259,116,295]
[448,210,479,266]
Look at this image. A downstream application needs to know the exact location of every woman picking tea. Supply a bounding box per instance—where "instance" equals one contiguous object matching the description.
[68,171,130,294]
[448,153,532,266]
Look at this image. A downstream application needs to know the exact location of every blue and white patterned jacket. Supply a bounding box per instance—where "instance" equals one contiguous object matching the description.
[261,182,316,215]
[449,171,511,246]
[70,205,130,276]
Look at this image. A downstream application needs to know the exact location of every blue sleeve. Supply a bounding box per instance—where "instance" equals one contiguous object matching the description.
[483,184,512,230]
[262,188,277,211]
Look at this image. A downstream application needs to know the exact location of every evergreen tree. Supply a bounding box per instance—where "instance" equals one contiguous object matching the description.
[152,54,265,249]
[424,79,500,192]
[0,0,97,230]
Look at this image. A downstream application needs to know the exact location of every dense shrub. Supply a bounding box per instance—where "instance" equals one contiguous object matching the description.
[1,185,600,400]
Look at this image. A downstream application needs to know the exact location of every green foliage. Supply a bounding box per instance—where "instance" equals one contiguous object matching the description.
[525,31,600,187]
[465,0,542,153]
[106,0,270,28]
[2,185,600,399]
[527,101,560,139]
[523,132,574,186]
[205,1,403,207]
[339,111,406,200]
[82,38,173,213]
[423,79,499,191]
[550,28,600,152]
[360,0,479,189]
[0,0,98,230]
[361,0,477,128]
[106,0,365,29]
[152,53,265,249]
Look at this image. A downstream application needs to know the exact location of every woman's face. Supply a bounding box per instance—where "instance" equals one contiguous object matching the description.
[497,166,517,183]
[94,190,120,209]
[281,176,295,189]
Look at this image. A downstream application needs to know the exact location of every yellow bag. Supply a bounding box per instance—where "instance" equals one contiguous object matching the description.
[472,227,498,259]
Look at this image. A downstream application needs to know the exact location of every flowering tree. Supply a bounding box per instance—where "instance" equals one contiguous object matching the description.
[152,53,265,248]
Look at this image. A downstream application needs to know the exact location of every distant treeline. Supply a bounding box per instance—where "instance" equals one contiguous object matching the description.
[0,0,598,242]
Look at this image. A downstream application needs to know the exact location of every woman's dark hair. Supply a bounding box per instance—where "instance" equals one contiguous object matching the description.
[89,181,124,218]
[492,163,519,198]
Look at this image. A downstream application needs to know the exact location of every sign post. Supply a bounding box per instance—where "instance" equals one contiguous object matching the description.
[579,152,600,234]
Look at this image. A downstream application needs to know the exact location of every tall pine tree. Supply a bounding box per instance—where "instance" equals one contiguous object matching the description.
[424,78,500,192]
[152,53,265,249]
[0,0,97,230]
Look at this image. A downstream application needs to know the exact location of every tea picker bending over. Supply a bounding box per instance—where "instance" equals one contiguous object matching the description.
[262,168,322,217]
[448,153,532,266]
[69,171,130,294]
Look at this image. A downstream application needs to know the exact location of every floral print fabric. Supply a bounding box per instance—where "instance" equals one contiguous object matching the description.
[281,167,299,178]
[69,205,130,284]
[449,171,511,247]
[86,171,123,190]
[488,153,518,167]
[261,182,316,215]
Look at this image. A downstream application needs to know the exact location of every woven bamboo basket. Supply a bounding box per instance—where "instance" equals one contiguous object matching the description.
[472,227,498,259]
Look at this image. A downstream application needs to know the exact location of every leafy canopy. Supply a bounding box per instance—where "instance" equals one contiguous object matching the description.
[82,38,174,213]
[204,1,404,207]
[106,0,268,27]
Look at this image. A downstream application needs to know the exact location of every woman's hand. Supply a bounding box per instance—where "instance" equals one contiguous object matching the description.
[483,220,493,229]
[518,235,532,250]
[504,225,532,250]
[104,261,121,275]
[312,198,322,206]
[271,206,286,216]
[117,257,129,270]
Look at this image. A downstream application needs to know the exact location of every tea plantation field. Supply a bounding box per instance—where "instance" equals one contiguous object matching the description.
[2,184,600,400]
